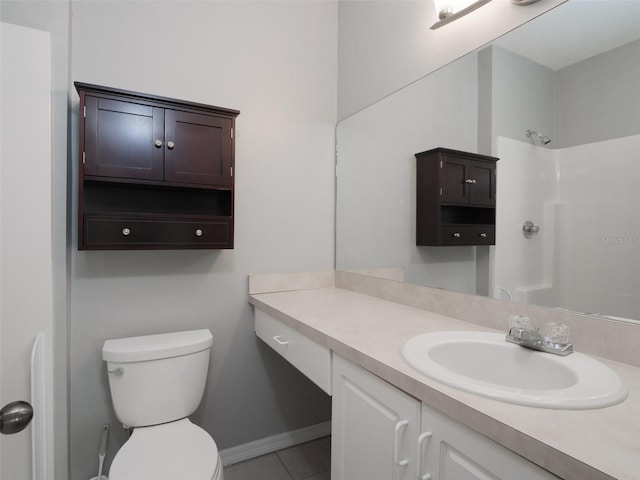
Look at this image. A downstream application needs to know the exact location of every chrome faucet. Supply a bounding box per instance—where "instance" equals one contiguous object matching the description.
[506,318,573,356]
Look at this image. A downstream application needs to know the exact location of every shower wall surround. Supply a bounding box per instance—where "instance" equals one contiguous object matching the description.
[495,134,640,320]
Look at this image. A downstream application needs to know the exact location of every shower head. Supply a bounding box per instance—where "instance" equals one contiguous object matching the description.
[526,129,551,145]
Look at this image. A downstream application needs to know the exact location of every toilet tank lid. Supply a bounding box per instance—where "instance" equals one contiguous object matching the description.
[103,329,213,362]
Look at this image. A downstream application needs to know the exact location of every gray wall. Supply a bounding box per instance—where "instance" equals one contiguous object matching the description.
[337,0,564,120]
[336,52,480,293]
[555,38,640,148]
[64,1,337,479]
[489,45,555,151]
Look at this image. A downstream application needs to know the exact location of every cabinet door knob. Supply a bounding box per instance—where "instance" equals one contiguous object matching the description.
[122,228,131,236]
[195,229,203,237]
[167,141,175,150]
[453,232,461,238]
[154,139,163,148]
[480,233,487,238]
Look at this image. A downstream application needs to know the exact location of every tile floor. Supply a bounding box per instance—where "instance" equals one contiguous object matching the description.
[223,436,330,480]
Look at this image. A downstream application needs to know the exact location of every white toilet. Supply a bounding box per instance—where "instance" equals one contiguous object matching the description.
[102,329,223,480]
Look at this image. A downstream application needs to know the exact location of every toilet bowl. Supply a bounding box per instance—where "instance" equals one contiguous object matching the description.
[102,330,223,480]
[108,419,222,480]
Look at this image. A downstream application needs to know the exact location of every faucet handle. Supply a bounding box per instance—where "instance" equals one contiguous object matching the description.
[509,315,531,330]
[542,322,570,346]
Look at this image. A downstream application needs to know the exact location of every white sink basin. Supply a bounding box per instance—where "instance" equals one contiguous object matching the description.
[402,331,628,409]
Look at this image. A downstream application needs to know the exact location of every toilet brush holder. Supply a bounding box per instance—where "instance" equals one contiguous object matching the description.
[89,424,110,480]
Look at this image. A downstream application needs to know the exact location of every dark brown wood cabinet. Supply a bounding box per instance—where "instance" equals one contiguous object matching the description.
[76,82,239,250]
[416,148,498,246]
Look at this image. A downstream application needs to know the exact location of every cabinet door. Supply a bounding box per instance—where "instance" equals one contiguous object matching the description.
[440,155,469,204]
[419,404,558,480]
[332,355,420,480]
[84,96,165,181]
[469,160,496,206]
[164,109,233,187]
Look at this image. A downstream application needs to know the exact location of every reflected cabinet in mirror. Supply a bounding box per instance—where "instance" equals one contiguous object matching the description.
[336,1,640,323]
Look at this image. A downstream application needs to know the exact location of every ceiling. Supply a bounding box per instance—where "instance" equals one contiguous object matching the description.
[493,0,640,70]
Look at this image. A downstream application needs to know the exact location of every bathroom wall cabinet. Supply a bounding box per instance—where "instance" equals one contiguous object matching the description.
[75,82,239,250]
[416,148,498,246]
[331,355,557,480]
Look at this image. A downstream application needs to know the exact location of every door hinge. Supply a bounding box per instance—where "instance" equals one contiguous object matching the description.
[231,128,233,139]
[440,187,443,196]
[440,160,443,168]
[82,152,85,165]
[230,166,233,177]
[83,105,86,118]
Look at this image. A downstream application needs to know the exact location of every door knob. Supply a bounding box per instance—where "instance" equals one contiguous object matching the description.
[0,400,33,435]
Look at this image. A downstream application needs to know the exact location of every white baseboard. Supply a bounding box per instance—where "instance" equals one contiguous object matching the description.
[219,420,331,467]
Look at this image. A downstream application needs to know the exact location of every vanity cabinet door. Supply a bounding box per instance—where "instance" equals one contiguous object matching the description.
[419,403,558,480]
[332,355,420,480]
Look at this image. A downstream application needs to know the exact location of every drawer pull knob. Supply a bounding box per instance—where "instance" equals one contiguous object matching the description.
[122,228,131,236]
[273,335,289,346]
[453,232,461,238]
[195,229,203,237]
[167,141,175,150]
[480,233,487,238]
[154,139,163,148]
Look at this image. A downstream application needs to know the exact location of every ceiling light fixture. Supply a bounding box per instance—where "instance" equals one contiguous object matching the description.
[431,0,493,30]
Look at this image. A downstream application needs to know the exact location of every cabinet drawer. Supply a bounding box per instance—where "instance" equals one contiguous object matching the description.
[83,214,232,249]
[440,225,495,246]
[255,308,332,395]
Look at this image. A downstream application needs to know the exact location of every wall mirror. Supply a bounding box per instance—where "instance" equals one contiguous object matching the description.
[336,0,640,324]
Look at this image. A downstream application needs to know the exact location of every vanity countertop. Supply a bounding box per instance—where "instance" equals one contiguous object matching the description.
[249,286,640,480]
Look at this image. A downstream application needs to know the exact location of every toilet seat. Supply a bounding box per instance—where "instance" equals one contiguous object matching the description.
[109,418,222,480]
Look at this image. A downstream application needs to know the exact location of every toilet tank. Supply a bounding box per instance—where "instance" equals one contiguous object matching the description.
[102,330,213,428]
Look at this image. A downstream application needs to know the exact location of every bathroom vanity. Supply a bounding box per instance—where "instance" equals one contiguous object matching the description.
[250,271,640,480]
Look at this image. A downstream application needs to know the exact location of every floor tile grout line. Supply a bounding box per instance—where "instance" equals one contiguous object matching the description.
[274,450,296,480]
[299,468,331,480]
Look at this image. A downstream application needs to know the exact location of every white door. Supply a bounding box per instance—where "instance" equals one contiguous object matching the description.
[0,22,54,480]
[331,355,420,480]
